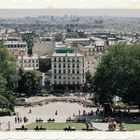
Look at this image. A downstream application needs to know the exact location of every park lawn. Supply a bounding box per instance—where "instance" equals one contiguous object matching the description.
[26,122,86,130]
[125,123,140,131]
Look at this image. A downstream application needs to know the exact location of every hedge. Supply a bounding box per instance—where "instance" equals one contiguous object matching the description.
[0,109,11,116]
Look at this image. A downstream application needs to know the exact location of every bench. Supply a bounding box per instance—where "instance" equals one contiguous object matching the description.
[66,119,74,122]
[82,128,94,131]
[15,128,28,131]
[47,119,55,123]
[34,128,46,131]
[36,119,43,123]
[63,128,76,131]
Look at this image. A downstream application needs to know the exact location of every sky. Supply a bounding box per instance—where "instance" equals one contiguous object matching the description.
[0,0,140,18]
[0,0,140,9]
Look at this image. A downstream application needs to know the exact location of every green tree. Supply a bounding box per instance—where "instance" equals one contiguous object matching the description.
[17,71,41,97]
[92,43,140,106]
[22,35,34,55]
[0,44,19,112]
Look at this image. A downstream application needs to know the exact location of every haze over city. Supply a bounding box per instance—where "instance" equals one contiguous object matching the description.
[0,9,140,18]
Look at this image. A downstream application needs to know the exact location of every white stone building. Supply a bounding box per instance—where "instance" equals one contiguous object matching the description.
[17,54,39,71]
[51,47,86,87]
[4,41,28,56]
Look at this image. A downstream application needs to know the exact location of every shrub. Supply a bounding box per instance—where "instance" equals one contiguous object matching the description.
[0,109,11,116]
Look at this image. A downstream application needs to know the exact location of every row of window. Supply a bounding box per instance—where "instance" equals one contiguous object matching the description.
[7,44,27,48]
[54,76,80,80]
[53,69,84,74]
[54,63,82,68]
[54,81,83,85]
[53,57,84,62]
[20,64,39,68]
[19,60,39,63]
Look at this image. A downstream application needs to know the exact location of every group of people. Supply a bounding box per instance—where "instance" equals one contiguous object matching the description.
[14,116,28,123]
[64,125,76,131]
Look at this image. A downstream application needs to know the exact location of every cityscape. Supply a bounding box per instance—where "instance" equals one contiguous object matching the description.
[0,9,140,132]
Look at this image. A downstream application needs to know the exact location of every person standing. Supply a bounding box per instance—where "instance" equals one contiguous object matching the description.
[55,110,58,115]
[79,110,81,116]
[8,121,11,131]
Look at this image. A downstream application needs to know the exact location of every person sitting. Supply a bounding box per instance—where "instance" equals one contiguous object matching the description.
[21,125,25,129]
[35,125,39,131]
[68,125,71,130]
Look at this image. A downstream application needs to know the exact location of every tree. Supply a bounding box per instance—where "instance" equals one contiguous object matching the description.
[17,71,41,97]
[0,44,19,111]
[22,35,34,55]
[92,43,140,106]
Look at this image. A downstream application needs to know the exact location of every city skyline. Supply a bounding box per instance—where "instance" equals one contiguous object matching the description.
[0,9,140,18]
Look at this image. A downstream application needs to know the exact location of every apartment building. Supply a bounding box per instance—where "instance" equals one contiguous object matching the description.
[51,47,86,88]
[4,41,28,56]
[17,54,39,71]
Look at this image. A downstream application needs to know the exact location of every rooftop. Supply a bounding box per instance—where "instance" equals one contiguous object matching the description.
[54,47,75,53]
[52,52,84,57]
[4,41,27,45]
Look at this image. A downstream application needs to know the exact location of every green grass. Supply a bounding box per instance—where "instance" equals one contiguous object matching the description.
[125,123,140,131]
[26,122,86,130]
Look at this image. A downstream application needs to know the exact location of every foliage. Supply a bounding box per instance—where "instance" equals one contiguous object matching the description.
[92,43,140,106]
[0,109,11,116]
[17,71,42,97]
[0,44,19,112]
[22,35,34,55]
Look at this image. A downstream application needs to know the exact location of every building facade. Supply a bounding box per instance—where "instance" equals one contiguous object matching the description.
[17,54,39,71]
[51,48,86,88]
[4,41,28,56]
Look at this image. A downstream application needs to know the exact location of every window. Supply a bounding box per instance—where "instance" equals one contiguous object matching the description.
[54,58,56,62]
[63,58,65,62]
[59,75,61,79]
[54,75,56,79]
[68,69,70,73]
[59,58,61,62]
[77,70,79,74]
[68,64,70,68]
[54,69,56,73]
[59,69,61,73]
[72,58,75,62]
[63,77,66,79]
[59,63,61,68]
[72,69,75,74]
[54,63,56,68]
[77,64,79,68]
[72,64,75,68]
[63,63,65,68]
[63,69,66,74]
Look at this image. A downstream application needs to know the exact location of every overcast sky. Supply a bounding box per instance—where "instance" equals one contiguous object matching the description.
[0,9,140,18]
[0,0,140,9]
[0,0,140,18]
